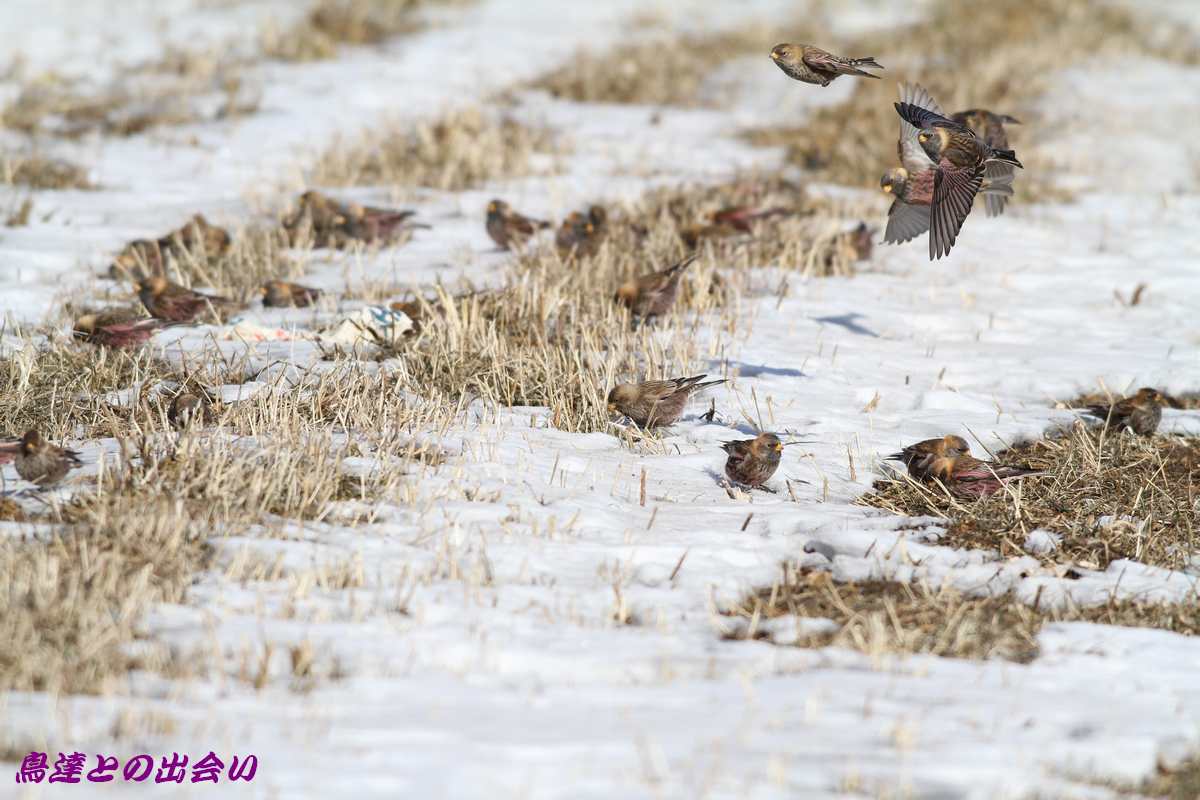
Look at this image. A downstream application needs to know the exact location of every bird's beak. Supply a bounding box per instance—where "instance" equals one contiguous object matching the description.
[773,443,783,452]
[882,183,892,193]
[606,403,617,415]
[770,51,780,61]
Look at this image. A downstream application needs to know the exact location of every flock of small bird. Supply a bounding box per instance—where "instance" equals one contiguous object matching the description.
[770,42,1022,260]
[0,41,1171,500]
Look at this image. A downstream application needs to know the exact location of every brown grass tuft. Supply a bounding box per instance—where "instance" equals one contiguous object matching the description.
[0,495,211,694]
[861,424,1200,572]
[529,27,783,107]
[262,0,471,62]
[726,565,1200,663]
[311,107,560,190]
[1,154,94,190]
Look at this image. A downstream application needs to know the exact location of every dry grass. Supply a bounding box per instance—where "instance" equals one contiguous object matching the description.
[111,223,301,294]
[1,154,94,190]
[0,494,211,694]
[0,338,182,442]
[742,0,1198,200]
[726,565,1200,663]
[1136,756,1200,800]
[1,64,258,139]
[0,359,453,695]
[262,0,470,62]
[311,107,560,190]
[862,424,1199,572]
[529,26,788,107]
[326,176,873,433]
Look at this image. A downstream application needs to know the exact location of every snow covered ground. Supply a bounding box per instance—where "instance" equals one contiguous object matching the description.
[2,1,1200,798]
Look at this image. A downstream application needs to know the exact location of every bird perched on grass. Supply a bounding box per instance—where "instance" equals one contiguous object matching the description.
[722,433,783,489]
[284,190,425,248]
[770,44,883,86]
[607,374,725,428]
[556,208,606,258]
[893,95,1023,259]
[73,310,184,349]
[138,276,238,323]
[1083,387,1168,435]
[614,254,698,321]
[15,430,82,487]
[168,391,216,430]
[486,200,550,250]
[926,451,1042,499]
[950,109,1021,217]
[887,434,971,481]
[108,214,232,280]
[261,280,321,308]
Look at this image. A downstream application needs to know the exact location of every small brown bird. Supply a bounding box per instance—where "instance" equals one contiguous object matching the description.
[926,452,1042,499]
[168,391,216,430]
[138,276,237,323]
[73,310,183,349]
[556,211,603,258]
[614,254,698,321]
[15,430,82,487]
[284,190,424,248]
[486,200,550,250]
[108,214,231,280]
[770,43,883,86]
[261,280,321,308]
[887,434,971,481]
[894,97,1023,259]
[950,109,1021,217]
[607,374,725,428]
[1084,387,1167,435]
[163,213,232,259]
[722,433,784,489]
[109,238,165,280]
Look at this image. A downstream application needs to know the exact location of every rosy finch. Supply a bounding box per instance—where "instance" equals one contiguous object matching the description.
[486,200,550,250]
[73,310,183,349]
[137,276,238,323]
[15,430,82,487]
[1084,387,1167,435]
[926,452,1042,499]
[607,374,725,428]
[722,433,783,488]
[886,434,971,481]
[262,280,321,308]
[614,254,698,321]
[770,44,883,86]
[894,95,1022,259]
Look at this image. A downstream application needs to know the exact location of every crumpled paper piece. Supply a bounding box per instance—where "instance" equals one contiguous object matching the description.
[215,307,413,347]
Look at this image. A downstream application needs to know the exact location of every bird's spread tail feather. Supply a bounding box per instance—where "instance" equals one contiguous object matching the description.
[989,148,1023,169]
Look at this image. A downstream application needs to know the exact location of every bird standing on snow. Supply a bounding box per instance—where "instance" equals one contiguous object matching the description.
[607,375,725,428]
[15,430,82,487]
[614,254,698,321]
[486,200,550,250]
[770,44,883,86]
[722,433,784,489]
[1083,387,1168,435]
[892,97,1023,259]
